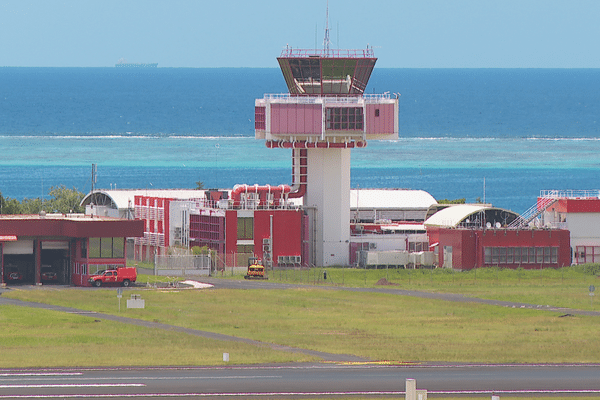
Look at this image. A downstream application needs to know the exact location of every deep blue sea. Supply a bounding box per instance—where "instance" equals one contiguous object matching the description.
[1,67,599,213]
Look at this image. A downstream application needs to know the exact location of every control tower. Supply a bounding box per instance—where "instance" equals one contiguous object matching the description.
[255,42,398,266]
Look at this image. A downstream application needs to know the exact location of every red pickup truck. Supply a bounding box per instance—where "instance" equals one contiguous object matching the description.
[88,267,137,287]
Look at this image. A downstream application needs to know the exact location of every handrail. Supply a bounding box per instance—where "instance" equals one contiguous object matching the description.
[261,93,393,102]
[540,189,600,199]
[280,48,375,58]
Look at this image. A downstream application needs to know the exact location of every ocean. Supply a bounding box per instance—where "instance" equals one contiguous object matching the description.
[1,67,599,213]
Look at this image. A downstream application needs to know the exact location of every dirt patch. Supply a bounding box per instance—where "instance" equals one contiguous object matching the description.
[375,278,398,286]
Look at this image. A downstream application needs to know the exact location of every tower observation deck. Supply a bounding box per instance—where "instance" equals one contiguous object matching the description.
[254,45,399,267]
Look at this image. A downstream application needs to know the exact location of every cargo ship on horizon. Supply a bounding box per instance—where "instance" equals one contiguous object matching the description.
[115,58,157,68]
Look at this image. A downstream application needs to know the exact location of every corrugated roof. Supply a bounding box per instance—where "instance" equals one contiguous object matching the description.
[81,189,208,210]
[82,188,437,211]
[424,204,491,228]
[350,189,437,209]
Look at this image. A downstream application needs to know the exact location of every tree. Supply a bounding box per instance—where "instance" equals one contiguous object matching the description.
[195,180,205,190]
[0,192,22,214]
[0,186,85,215]
[46,185,85,213]
[20,198,43,214]
[437,198,466,204]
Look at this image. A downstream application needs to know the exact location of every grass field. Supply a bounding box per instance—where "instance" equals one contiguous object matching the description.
[4,265,600,367]
[3,266,600,398]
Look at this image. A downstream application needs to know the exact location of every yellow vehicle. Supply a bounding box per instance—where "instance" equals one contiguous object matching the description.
[244,257,268,280]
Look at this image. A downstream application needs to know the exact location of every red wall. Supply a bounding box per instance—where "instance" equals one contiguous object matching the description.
[253,210,303,264]
[0,217,143,238]
[270,103,322,135]
[435,228,571,270]
[224,209,304,265]
[540,197,600,213]
[366,103,395,135]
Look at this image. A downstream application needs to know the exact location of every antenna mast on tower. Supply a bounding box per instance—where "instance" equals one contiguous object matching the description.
[323,2,331,55]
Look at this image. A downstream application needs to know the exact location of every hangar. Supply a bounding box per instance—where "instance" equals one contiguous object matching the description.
[424,204,571,270]
[0,213,143,286]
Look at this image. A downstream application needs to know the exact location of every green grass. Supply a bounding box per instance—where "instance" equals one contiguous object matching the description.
[3,264,600,371]
[263,265,600,310]
[4,281,600,366]
[0,302,311,368]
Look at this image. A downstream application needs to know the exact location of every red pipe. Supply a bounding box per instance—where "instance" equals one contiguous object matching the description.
[288,148,307,199]
[231,184,291,208]
[265,140,365,149]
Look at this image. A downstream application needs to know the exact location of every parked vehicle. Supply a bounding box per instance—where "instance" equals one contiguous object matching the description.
[88,267,137,287]
[244,257,267,280]
[4,266,23,282]
[41,266,58,282]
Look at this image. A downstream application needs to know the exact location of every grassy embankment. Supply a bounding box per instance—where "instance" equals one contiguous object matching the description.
[2,264,600,370]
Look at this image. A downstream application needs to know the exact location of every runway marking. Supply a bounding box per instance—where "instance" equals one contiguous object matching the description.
[0,383,145,389]
[0,373,83,377]
[2,390,600,398]
[0,375,281,382]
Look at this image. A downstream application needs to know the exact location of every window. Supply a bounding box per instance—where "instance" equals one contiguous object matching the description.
[506,248,514,264]
[255,106,266,130]
[492,247,499,264]
[325,107,363,130]
[536,248,544,264]
[483,246,559,265]
[88,238,125,259]
[528,247,536,264]
[237,245,254,254]
[498,247,507,264]
[237,218,253,240]
[575,246,600,264]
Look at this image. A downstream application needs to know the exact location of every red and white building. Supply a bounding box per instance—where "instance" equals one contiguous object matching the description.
[424,204,571,270]
[0,213,143,286]
[537,190,600,264]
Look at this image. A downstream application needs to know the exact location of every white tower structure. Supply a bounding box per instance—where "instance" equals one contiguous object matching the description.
[255,41,399,266]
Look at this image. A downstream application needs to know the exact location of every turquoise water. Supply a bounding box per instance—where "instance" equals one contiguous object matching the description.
[1,68,599,212]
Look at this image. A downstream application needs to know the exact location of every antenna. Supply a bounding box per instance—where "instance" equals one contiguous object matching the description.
[323,1,331,55]
[483,177,486,204]
[91,163,98,205]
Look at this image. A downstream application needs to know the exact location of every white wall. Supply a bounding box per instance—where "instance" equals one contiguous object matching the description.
[567,212,600,246]
[305,148,351,266]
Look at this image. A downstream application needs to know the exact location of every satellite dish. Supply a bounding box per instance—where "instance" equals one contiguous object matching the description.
[495,222,501,229]
[486,222,492,228]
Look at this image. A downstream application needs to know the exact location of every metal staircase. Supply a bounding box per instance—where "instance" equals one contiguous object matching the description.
[508,196,558,229]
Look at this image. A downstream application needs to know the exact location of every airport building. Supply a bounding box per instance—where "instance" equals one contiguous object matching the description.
[0,213,143,286]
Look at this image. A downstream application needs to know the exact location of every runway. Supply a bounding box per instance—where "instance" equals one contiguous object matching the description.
[1,364,600,398]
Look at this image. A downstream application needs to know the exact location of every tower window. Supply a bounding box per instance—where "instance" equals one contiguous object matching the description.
[325,107,363,130]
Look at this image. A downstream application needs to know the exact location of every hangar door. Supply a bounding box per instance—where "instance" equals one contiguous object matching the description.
[41,241,70,284]
[3,240,34,284]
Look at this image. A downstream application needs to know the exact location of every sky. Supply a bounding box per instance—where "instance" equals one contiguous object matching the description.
[1,0,599,68]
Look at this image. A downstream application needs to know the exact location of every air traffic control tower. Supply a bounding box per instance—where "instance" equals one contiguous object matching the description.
[255,43,399,267]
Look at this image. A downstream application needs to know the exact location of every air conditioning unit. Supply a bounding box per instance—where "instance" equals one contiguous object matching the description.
[174,227,182,239]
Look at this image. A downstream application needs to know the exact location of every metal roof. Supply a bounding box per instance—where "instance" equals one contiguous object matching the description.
[424,204,521,228]
[424,205,490,228]
[350,189,437,210]
[81,189,207,210]
[81,188,437,212]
